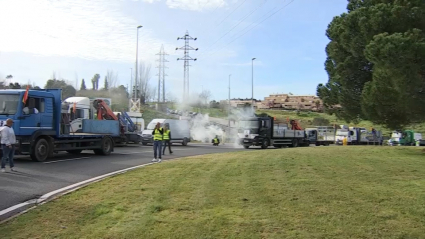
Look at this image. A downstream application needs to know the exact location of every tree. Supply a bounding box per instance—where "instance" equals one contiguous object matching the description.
[45,79,76,99]
[199,90,212,107]
[103,76,109,91]
[317,0,425,129]
[8,82,21,89]
[106,70,118,88]
[80,79,87,90]
[137,62,154,104]
[91,74,100,90]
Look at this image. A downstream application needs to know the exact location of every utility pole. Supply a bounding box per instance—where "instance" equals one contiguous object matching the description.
[228,74,231,128]
[130,25,142,113]
[176,30,198,101]
[251,57,256,108]
[156,44,168,103]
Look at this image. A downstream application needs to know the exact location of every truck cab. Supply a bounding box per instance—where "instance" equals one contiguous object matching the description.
[64,97,91,133]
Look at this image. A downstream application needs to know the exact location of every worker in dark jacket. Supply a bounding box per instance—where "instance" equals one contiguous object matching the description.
[162,124,173,155]
[151,122,163,163]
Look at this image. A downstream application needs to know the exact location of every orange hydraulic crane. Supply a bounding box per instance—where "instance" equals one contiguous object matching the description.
[92,99,125,134]
[290,119,303,130]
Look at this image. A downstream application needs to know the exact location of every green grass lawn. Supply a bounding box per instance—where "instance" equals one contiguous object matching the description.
[3,146,425,239]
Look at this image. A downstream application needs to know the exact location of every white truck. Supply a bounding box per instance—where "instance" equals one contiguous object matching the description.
[141,119,191,146]
[335,125,382,145]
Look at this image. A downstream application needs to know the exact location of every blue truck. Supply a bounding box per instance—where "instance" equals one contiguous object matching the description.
[0,89,116,162]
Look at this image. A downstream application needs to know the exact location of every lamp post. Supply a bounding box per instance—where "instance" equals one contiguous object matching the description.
[228,74,231,128]
[251,58,256,108]
[135,25,143,98]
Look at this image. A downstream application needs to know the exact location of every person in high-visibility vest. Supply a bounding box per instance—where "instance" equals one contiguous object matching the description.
[162,124,173,155]
[151,122,163,162]
[212,135,220,146]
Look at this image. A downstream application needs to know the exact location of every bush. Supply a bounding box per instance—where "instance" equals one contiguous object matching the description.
[312,117,330,126]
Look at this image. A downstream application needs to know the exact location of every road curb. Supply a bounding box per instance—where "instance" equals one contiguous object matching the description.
[0,161,162,224]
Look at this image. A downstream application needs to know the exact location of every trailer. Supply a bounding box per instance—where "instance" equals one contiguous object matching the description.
[0,89,115,162]
[238,117,315,149]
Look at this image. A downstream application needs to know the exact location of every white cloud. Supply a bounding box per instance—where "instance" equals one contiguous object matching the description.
[0,0,174,63]
[166,0,226,11]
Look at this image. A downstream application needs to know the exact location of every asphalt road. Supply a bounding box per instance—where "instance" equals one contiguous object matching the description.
[0,143,243,211]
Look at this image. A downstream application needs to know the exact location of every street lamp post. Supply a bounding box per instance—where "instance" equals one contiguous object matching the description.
[228,74,231,128]
[251,58,256,108]
[135,25,143,99]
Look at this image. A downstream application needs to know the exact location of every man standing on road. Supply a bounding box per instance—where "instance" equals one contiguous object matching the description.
[162,124,173,155]
[1,119,16,173]
[152,122,163,163]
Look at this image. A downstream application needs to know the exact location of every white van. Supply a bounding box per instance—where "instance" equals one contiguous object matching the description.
[141,119,191,146]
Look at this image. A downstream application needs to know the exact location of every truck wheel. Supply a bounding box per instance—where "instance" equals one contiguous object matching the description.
[142,142,148,146]
[94,137,113,155]
[292,139,299,148]
[67,150,83,155]
[182,138,188,146]
[261,139,269,149]
[30,138,50,162]
[243,145,250,149]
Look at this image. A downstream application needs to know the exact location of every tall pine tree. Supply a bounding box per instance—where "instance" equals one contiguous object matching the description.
[80,79,86,91]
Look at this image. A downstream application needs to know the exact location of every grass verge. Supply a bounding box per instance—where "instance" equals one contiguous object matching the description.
[1,146,425,238]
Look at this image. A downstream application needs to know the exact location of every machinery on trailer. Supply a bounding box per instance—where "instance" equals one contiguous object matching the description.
[239,116,315,149]
[0,89,115,162]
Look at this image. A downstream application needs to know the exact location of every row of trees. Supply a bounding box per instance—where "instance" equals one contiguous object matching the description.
[317,0,425,130]
[0,61,167,111]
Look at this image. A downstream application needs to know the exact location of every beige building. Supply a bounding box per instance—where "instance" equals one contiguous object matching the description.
[262,94,322,111]
[219,98,261,108]
[220,94,322,111]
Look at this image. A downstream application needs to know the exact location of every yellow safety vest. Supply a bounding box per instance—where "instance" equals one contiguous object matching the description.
[153,128,163,141]
[213,138,218,143]
[163,130,170,140]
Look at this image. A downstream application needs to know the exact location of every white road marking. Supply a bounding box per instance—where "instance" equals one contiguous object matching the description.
[43,157,90,164]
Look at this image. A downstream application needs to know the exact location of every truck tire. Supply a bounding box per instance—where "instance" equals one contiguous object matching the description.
[30,138,51,162]
[182,138,188,146]
[243,145,250,149]
[261,139,269,149]
[94,137,113,155]
[67,150,83,155]
[142,142,148,146]
[292,139,299,148]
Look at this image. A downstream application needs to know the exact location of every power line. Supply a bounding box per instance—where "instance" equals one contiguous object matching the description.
[216,0,248,26]
[199,0,268,57]
[207,0,296,57]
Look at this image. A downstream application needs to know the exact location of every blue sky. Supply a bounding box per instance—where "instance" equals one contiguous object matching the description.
[0,0,347,102]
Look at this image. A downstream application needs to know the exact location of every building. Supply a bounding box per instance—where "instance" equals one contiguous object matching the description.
[219,94,323,111]
[219,98,261,108]
[261,94,322,111]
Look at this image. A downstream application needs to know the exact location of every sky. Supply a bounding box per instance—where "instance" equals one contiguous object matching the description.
[0,0,348,102]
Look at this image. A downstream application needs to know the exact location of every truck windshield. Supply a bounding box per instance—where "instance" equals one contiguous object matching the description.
[0,94,20,115]
[239,120,258,129]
